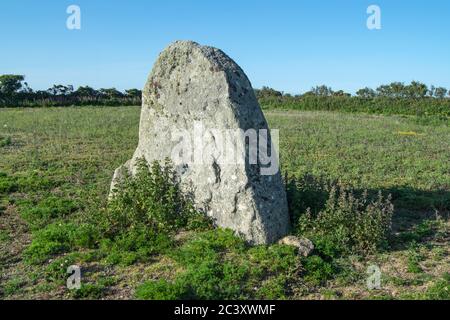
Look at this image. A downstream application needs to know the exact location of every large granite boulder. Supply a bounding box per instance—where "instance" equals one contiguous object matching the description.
[111,41,289,244]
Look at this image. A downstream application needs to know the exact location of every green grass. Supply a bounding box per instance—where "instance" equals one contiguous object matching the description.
[136,229,300,300]
[0,106,448,300]
[260,95,450,120]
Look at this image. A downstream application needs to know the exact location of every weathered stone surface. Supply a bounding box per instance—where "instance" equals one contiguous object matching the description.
[111,41,289,244]
[278,236,314,257]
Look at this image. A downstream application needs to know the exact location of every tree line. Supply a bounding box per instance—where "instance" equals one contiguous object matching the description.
[255,82,450,100]
[0,75,142,107]
[255,83,450,118]
[1,75,449,118]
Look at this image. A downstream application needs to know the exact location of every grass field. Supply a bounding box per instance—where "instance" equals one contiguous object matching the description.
[0,106,449,300]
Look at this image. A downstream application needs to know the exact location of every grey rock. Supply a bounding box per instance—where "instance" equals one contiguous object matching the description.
[111,41,289,244]
[278,236,314,257]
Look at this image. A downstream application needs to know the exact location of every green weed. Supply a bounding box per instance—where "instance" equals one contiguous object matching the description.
[20,196,79,229]
[295,185,394,257]
[0,136,12,147]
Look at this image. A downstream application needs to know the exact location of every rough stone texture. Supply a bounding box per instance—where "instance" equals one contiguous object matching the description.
[278,236,314,257]
[111,41,289,244]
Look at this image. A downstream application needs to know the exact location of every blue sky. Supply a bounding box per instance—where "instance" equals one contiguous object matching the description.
[1,0,449,94]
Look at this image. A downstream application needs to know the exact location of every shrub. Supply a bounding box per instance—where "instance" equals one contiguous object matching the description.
[107,158,209,236]
[285,173,331,226]
[99,158,211,265]
[296,185,394,256]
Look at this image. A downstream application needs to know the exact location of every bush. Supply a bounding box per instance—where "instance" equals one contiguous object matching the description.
[296,185,394,256]
[107,158,210,236]
[285,173,331,225]
[99,158,211,265]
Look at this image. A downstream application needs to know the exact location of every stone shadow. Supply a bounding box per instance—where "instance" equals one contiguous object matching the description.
[284,173,450,251]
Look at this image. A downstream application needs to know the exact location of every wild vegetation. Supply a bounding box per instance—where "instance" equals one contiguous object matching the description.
[0,106,448,300]
[1,75,450,121]
[256,84,450,119]
[0,75,141,107]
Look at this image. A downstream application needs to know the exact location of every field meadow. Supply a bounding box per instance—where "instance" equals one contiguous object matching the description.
[0,106,449,300]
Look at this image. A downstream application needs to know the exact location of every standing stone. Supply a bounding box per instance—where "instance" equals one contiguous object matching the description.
[111,41,289,244]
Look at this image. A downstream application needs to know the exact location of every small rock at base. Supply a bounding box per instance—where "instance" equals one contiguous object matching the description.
[278,236,314,257]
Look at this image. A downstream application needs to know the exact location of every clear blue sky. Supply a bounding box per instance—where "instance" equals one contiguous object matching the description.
[1,0,449,94]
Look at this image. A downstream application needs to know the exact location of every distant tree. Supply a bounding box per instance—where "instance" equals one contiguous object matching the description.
[0,75,25,95]
[434,87,448,99]
[125,89,142,98]
[310,85,333,97]
[388,82,406,98]
[99,88,123,99]
[20,81,33,94]
[255,86,283,99]
[376,84,393,97]
[428,85,436,98]
[332,90,351,97]
[75,86,98,98]
[406,81,428,99]
[47,84,74,96]
[356,87,376,99]
[34,90,50,98]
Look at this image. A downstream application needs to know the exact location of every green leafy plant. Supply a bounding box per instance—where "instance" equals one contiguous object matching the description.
[302,255,335,286]
[23,222,96,264]
[99,158,211,265]
[20,196,79,229]
[407,243,425,274]
[296,185,394,256]
[136,229,301,300]
[107,158,209,236]
[0,136,12,147]
[0,172,18,194]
